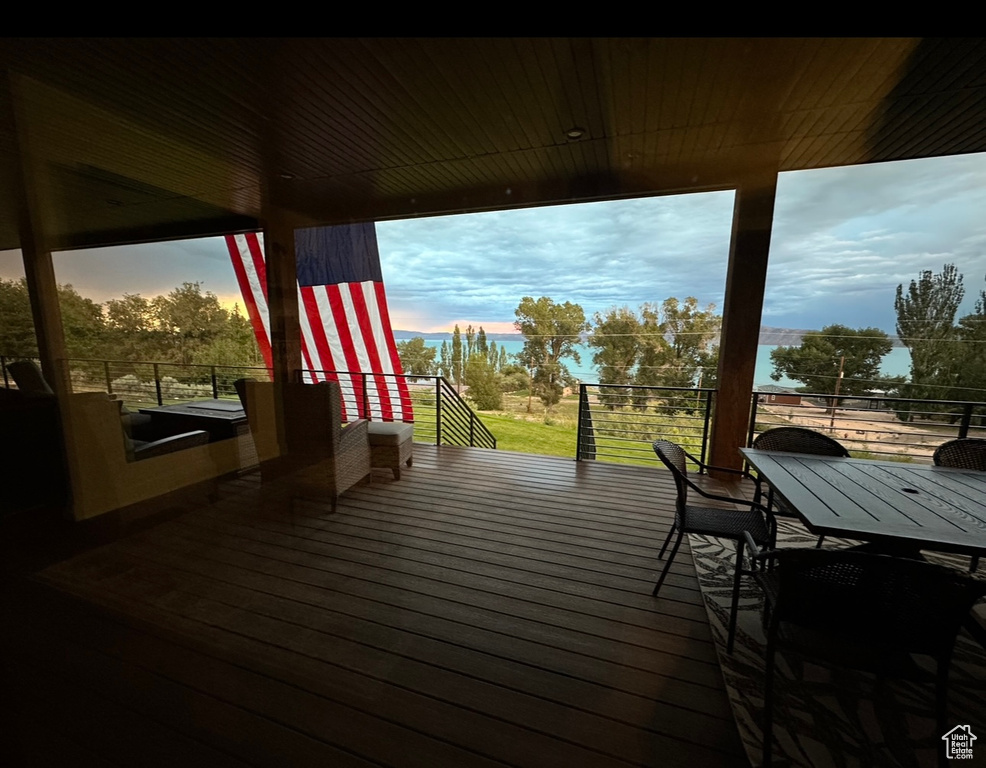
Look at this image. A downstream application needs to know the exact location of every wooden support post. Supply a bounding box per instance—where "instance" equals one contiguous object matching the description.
[709,171,778,474]
[11,74,70,398]
[262,205,302,387]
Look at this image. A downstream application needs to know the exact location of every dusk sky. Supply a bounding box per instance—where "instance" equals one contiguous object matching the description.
[3,152,986,337]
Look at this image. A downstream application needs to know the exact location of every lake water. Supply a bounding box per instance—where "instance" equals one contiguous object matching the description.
[396,337,912,389]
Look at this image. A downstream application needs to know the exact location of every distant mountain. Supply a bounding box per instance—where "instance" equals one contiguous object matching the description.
[757,326,904,347]
[393,330,523,342]
[757,326,815,346]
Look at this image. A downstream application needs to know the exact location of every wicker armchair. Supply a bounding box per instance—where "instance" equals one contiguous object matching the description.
[240,380,371,511]
[934,437,986,572]
[751,427,850,548]
[934,437,986,471]
[652,439,771,653]
[744,535,986,768]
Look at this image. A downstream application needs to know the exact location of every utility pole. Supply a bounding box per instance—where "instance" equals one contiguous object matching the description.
[829,355,845,431]
[527,357,534,414]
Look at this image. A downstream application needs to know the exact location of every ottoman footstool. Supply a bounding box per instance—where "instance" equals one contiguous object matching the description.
[367,422,414,480]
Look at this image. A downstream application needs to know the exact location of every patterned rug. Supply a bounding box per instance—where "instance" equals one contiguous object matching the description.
[689,521,986,767]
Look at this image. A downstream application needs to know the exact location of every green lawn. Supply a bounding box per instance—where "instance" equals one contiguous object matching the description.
[472,412,578,458]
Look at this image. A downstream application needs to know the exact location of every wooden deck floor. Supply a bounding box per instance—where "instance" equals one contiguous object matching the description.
[0,445,747,767]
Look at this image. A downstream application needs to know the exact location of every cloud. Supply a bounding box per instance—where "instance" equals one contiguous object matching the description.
[377,191,737,330]
[764,153,986,330]
[4,152,986,337]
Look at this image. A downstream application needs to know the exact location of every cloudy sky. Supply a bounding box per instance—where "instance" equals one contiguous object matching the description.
[3,152,986,336]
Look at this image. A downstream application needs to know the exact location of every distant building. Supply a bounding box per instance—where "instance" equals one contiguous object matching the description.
[755,385,802,406]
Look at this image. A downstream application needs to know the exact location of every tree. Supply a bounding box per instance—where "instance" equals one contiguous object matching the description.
[439,340,452,381]
[514,296,589,415]
[57,284,109,359]
[589,306,641,408]
[770,324,895,402]
[638,297,720,390]
[588,298,721,411]
[476,327,488,357]
[895,264,965,400]
[464,352,502,410]
[396,337,437,380]
[105,293,162,362]
[451,325,463,388]
[0,278,38,358]
[954,276,986,407]
[152,282,229,366]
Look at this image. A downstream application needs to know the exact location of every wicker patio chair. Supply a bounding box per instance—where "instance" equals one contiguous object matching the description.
[652,439,771,654]
[240,380,371,511]
[743,533,986,768]
[751,427,850,548]
[934,437,986,572]
[7,360,54,396]
[934,437,986,472]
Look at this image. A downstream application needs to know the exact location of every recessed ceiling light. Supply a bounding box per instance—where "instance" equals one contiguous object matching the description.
[279,171,295,180]
[566,127,585,141]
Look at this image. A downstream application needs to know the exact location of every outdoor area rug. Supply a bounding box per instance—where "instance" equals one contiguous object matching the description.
[690,520,986,767]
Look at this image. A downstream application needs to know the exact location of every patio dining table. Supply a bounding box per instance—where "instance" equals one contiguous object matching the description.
[740,448,986,558]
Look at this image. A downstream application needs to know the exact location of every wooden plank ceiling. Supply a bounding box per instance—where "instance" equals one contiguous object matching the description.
[1,37,985,251]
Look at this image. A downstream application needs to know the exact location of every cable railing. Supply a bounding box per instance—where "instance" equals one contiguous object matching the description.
[300,368,495,449]
[576,382,715,467]
[7,355,982,464]
[749,391,986,463]
[0,356,497,451]
[56,357,268,405]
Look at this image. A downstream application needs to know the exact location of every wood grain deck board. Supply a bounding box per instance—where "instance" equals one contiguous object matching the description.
[3,445,748,767]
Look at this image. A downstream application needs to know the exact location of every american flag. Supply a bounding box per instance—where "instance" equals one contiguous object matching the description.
[225,223,412,422]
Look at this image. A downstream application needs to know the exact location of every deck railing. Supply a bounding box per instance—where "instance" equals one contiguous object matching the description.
[575,383,986,467]
[300,368,496,450]
[6,355,983,463]
[576,382,716,468]
[0,356,496,450]
[749,392,986,463]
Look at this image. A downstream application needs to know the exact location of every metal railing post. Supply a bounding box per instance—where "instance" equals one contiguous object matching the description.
[959,403,974,439]
[470,413,475,446]
[153,363,163,405]
[1,356,8,388]
[700,389,714,469]
[104,360,112,394]
[362,372,370,420]
[211,366,219,399]
[576,384,586,460]
[435,378,442,445]
[747,392,760,447]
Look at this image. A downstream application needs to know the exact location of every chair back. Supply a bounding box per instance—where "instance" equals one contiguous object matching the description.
[233,378,249,410]
[8,360,54,397]
[934,438,986,471]
[752,426,849,457]
[282,381,344,455]
[652,440,691,512]
[769,547,986,659]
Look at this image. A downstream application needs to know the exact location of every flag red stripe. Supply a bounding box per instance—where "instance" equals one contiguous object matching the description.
[349,283,395,420]
[326,284,368,417]
[374,282,413,418]
[225,234,273,373]
[301,286,348,415]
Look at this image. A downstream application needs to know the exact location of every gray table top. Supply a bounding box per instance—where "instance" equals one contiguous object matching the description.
[138,399,245,421]
[740,448,986,557]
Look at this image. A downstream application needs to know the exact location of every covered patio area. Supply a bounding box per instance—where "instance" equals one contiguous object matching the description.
[0,445,746,767]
